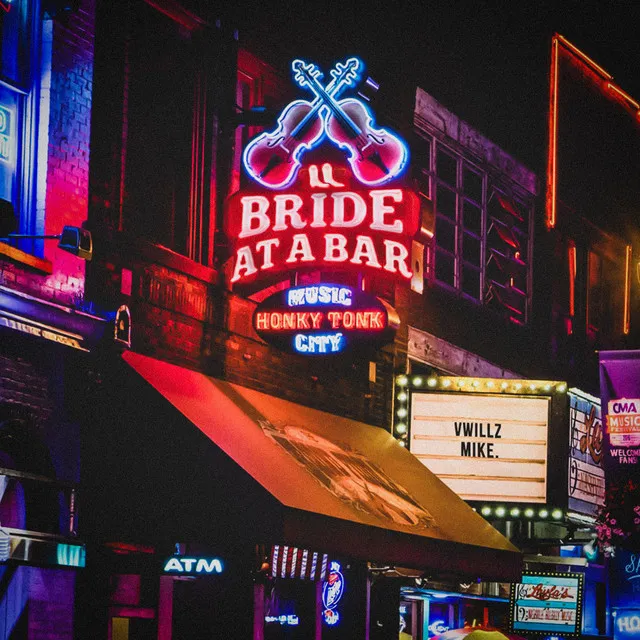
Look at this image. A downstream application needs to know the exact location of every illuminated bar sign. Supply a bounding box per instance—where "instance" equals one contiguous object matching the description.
[409,391,550,502]
[253,283,398,355]
[224,57,419,287]
[510,572,583,636]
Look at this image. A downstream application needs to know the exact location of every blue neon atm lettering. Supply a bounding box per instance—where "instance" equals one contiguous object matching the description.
[163,557,224,574]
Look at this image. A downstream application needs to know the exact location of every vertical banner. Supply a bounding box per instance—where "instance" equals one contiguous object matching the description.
[599,350,640,474]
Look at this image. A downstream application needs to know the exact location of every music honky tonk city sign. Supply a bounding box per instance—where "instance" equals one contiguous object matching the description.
[225,58,419,286]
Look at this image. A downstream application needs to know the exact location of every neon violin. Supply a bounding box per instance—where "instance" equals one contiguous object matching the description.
[292,60,408,186]
[243,58,362,189]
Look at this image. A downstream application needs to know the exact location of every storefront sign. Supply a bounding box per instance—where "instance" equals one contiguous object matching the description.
[599,351,640,474]
[163,556,224,575]
[409,392,550,502]
[615,610,640,639]
[322,561,345,626]
[610,550,640,609]
[225,57,418,288]
[510,572,583,636]
[568,389,605,516]
[253,283,398,355]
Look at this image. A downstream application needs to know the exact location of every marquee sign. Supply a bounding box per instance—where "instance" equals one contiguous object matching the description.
[409,391,550,502]
[253,283,398,355]
[225,58,419,288]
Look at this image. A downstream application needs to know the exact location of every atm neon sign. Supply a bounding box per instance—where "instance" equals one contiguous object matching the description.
[163,557,224,575]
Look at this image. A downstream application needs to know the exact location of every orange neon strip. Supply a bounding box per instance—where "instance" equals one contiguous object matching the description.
[557,34,613,79]
[606,82,640,109]
[546,36,559,229]
[568,243,576,317]
[624,244,632,335]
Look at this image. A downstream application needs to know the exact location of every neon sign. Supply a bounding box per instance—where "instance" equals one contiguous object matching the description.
[225,165,419,286]
[226,57,418,289]
[322,561,345,626]
[428,620,450,636]
[617,612,640,636]
[163,557,224,575]
[265,615,299,626]
[252,283,398,355]
[243,58,408,189]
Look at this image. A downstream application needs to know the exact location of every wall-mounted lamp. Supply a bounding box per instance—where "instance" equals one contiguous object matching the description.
[0,198,92,260]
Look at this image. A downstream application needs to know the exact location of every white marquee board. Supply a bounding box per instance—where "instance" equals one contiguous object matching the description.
[409,392,550,502]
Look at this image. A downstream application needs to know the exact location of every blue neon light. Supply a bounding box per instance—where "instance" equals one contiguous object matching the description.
[243,58,363,190]
[322,560,345,626]
[243,57,409,189]
[294,332,344,354]
[286,285,353,308]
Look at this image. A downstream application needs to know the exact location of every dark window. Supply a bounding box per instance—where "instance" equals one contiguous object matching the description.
[462,264,481,299]
[435,250,455,287]
[436,184,456,219]
[123,5,197,256]
[436,217,456,253]
[462,232,481,266]
[436,148,457,186]
[463,165,483,203]
[463,200,482,234]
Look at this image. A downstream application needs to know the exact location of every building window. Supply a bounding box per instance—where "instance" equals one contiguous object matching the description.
[587,249,622,339]
[419,136,532,323]
[0,0,45,252]
[121,2,211,263]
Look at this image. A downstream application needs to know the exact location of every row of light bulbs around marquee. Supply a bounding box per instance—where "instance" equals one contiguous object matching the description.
[392,374,567,446]
[475,504,564,521]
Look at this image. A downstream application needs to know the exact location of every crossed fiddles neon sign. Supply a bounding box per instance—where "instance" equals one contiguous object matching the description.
[243,58,408,189]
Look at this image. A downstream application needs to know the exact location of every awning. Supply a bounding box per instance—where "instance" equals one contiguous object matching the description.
[122,351,521,581]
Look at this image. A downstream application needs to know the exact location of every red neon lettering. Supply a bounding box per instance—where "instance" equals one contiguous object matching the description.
[255,312,269,330]
[326,310,386,330]
[309,312,323,329]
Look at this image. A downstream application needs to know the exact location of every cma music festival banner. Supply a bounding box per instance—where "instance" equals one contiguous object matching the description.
[598,351,640,476]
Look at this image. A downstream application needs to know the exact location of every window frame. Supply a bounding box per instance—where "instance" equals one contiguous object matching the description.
[419,134,533,322]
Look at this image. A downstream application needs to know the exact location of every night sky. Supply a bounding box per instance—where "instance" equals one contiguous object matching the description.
[228,1,640,177]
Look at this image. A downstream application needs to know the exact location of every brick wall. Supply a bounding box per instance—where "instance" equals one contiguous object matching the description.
[42,0,95,303]
[0,1,95,306]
